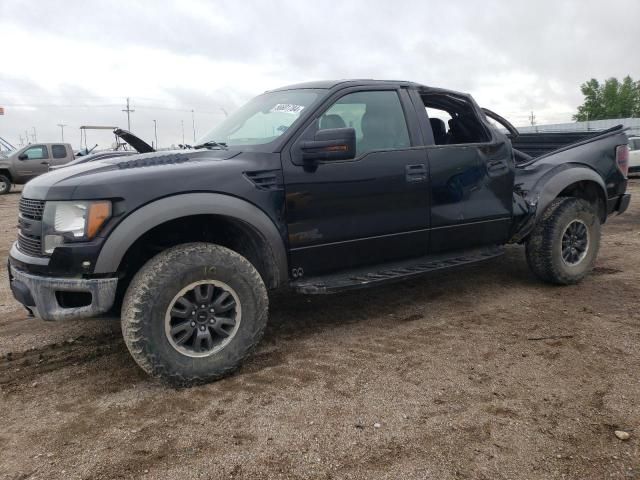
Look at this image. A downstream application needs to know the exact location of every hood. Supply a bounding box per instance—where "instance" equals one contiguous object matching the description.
[113,128,154,153]
[22,148,244,200]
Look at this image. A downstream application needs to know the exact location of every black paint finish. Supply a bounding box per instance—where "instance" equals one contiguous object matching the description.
[9,79,630,289]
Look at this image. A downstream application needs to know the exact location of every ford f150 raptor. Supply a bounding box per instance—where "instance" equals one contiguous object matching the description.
[8,80,631,385]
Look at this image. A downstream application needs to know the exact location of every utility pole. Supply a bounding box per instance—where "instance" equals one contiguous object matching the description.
[153,120,158,149]
[25,130,30,144]
[528,111,536,127]
[57,123,67,142]
[181,120,185,145]
[31,127,37,143]
[18,134,24,147]
[191,109,196,142]
[122,97,135,130]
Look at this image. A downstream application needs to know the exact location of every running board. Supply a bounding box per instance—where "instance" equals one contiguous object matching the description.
[291,245,505,294]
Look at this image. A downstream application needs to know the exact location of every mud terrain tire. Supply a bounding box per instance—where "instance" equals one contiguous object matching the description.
[121,242,268,386]
[526,197,601,285]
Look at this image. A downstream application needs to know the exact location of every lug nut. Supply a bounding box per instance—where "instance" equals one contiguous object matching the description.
[191,311,195,316]
[209,308,214,313]
[209,318,215,323]
[201,305,206,308]
[200,325,206,331]
[190,322,196,327]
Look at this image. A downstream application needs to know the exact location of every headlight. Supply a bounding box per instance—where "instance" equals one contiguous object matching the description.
[42,200,112,254]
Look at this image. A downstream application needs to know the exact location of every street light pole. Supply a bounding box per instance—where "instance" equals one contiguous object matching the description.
[57,123,67,142]
[153,120,158,149]
[181,120,185,145]
[191,109,196,143]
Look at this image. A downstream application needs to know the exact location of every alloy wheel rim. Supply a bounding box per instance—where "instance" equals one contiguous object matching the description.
[164,280,241,358]
[560,219,589,266]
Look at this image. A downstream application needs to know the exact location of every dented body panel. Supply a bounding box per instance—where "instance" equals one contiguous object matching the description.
[6,79,631,320]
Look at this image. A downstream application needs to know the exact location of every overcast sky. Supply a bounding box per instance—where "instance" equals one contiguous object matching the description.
[1,0,639,150]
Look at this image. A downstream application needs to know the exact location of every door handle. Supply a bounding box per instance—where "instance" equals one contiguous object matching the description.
[405,164,427,183]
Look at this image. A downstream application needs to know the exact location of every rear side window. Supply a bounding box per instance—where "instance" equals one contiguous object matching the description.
[22,145,49,159]
[320,90,410,156]
[630,139,640,151]
[51,145,67,159]
[421,93,489,145]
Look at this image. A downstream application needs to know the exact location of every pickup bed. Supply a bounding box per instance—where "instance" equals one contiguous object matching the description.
[7,79,631,385]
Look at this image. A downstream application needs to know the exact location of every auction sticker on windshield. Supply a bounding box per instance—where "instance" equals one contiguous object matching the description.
[270,104,305,114]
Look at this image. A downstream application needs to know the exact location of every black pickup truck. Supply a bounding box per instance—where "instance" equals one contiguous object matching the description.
[8,80,631,385]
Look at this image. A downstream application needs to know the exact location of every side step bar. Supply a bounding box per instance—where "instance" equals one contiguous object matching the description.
[291,245,505,294]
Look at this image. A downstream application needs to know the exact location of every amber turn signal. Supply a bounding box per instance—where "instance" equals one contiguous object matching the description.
[86,201,112,239]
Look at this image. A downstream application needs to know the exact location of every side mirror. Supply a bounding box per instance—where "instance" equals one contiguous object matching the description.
[18,153,28,160]
[301,127,356,162]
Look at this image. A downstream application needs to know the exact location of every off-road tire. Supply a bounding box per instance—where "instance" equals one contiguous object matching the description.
[526,197,601,285]
[121,242,268,386]
[0,175,11,195]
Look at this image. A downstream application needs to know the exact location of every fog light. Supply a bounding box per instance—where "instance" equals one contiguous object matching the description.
[43,234,64,254]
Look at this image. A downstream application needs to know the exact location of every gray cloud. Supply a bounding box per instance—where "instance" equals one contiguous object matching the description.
[1,0,639,148]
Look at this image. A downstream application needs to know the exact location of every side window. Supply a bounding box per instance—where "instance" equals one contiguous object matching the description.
[22,145,49,160]
[319,91,410,156]
[422,93,489,145]
[630,139,640,151]
[51,145,67,159]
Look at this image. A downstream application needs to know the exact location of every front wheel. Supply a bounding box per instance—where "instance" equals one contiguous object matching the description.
[121,243,268,386]
[0,175,11,195]
[525,197,601,285]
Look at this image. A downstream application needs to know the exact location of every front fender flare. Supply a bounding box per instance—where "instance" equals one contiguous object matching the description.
[94,193,288,285]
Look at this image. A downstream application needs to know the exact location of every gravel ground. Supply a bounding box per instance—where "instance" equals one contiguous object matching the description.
[0,182,639,480]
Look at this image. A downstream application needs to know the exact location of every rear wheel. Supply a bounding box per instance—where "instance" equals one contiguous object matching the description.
[526,197,601,285]
[0,175,11,195]
[121,242,268,386]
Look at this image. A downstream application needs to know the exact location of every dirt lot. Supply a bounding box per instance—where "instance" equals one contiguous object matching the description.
[1,182,639,480]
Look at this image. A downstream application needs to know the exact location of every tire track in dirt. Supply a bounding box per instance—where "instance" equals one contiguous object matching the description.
[0,331,122,391]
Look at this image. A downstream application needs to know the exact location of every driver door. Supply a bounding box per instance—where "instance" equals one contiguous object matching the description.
[16,145,50,181]
[282,88,430,277]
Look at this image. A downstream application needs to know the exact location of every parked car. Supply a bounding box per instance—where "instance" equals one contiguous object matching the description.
[8,79,630,386]
[628,136,640,173]
[50,128,155,171]
[0,143,74,194]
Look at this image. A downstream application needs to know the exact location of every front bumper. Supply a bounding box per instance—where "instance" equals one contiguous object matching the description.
[8,264,118,321]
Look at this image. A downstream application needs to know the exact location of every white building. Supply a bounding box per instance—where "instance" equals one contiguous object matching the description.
[517,118,640,138]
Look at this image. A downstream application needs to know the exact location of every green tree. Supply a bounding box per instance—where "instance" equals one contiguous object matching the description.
[573,76,640,121]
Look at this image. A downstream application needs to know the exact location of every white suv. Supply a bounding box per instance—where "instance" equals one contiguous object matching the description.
[629,137,640,174]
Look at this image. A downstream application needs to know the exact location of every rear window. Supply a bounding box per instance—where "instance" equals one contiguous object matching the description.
[51,145,67,159]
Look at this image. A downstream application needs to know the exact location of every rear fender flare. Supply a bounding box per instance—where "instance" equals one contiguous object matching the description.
[94,193,288,286]
[533,166,606,220]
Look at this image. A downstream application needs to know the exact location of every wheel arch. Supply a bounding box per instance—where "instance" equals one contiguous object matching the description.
[0,168,13,181]
[535,166,607,223]
[94,193,288,289]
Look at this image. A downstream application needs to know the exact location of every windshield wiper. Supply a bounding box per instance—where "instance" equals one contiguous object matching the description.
[192,140,228,150]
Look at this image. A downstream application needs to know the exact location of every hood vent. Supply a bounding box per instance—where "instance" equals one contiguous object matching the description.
[244,170,282,191]
[116,153,192,169]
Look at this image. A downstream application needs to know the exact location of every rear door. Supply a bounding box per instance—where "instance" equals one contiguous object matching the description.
[50,144,72,166]
[414,90,514,252]
[15,144,50,181]
[282,87,430,276]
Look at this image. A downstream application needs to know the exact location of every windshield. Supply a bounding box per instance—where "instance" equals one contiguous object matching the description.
[196,89,324,148]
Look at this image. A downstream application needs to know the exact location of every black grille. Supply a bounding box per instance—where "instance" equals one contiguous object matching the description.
[17,197,45,256]
[19,198,45,220]
[17,232,43,257]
